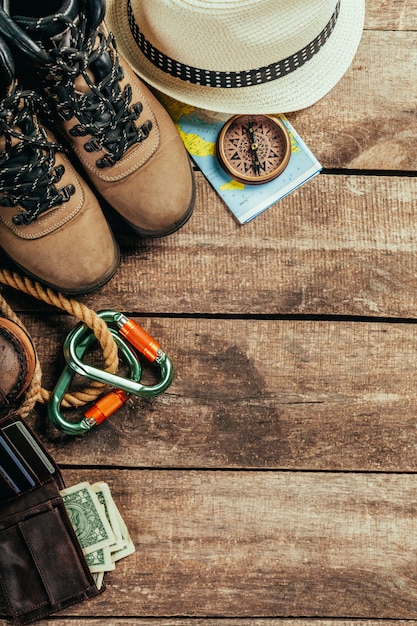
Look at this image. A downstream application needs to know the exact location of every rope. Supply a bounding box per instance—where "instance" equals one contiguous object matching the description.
[0,268,119,418]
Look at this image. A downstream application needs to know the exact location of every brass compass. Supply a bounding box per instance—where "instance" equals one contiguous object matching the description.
[216,114,291,185]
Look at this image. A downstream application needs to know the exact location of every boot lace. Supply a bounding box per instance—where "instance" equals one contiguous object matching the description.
[0,85,74,225]
[40,10,152,169]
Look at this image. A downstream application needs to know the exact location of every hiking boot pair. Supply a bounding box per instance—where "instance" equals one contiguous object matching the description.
[0,0,195,294]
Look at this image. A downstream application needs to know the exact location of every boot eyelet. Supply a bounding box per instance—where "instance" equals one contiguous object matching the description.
[59,184,76,201]
[96,154,115,168]
[57,107,73,121]
[13,211,31,225]
[51,164,65,182]
[70,124,88,137]
[132,102,143,119]
[140,120,152,138]
[84,138,101,152]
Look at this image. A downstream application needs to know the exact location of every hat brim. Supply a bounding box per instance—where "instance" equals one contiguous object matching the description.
[105,0,365,114]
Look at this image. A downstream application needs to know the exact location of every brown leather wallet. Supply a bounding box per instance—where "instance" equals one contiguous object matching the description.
[0,414,102,625]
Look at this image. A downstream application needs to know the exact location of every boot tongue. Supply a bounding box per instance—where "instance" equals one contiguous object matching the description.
[12,0,108,90]
[13,0,80,50]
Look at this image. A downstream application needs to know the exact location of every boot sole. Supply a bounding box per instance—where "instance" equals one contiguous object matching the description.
[0,234,120,296]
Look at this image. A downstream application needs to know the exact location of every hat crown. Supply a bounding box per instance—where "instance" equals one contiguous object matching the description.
[135,0,339,72]
[106,0,365,114]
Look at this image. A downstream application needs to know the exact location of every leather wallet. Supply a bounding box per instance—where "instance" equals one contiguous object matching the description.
[0,414,102,625]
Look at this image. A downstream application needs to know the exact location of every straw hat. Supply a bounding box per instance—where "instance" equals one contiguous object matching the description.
[105,0,365,114]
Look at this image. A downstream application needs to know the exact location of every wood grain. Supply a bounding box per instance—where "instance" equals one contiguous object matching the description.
[3,173,417,318]
[0,4,415,626]
[29,469,417,619]
[289,31,417,170]
[366,1,417,29]
[3,622,417,626]
[17,316,417,472]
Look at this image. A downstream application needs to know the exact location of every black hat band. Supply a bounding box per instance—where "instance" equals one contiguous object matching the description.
[126,0,341,89]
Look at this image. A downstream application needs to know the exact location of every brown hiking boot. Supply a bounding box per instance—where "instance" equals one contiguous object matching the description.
[0,317,36,409]
[0,34,120,294]
[0,0,195,237]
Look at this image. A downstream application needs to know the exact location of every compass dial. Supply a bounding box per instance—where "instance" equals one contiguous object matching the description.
[216,114,291,185]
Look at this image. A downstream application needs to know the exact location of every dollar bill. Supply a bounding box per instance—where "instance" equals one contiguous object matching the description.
[92,482,125,553]
[60,481,115,555]
[111,507,136,562]
[84,546,115,573]
[61,480,135,590]
[92,571,104,590]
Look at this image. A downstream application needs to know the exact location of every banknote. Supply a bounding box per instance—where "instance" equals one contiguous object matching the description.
[60,481,115,555]
[92,482,125,553]
[61,480,135,590]
[92,571,104,591]
[84,546,115,573]
[91,482,135,563]
[111,507,135,562]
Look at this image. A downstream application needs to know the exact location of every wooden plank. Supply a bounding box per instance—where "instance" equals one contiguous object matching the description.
[43,469,417,619]
[18,316,417,472]
[288,32,417,169]
[366,1,417,30]
[3,621,417,626]
[0,4,414,626]
[3,173,417,318]
[5,172,417,318]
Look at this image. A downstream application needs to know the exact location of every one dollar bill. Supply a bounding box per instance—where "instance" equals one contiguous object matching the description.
[61,480,135,589]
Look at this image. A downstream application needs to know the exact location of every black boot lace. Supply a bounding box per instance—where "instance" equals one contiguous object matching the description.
[39,10,152,169]
[0,85,74,225]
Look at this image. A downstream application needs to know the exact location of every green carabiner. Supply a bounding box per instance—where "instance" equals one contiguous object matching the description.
[63,310,174,397]
[48,328,142,436]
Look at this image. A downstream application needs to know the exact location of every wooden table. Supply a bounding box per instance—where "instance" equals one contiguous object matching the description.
[2,1,417,624]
